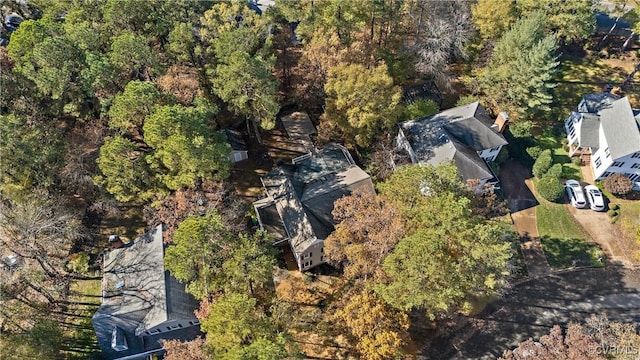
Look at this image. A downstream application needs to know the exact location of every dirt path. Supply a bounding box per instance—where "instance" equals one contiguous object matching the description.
[499,159,551,277]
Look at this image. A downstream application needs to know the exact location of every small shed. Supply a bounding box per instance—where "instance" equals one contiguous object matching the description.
[281,112,316,140]
[223,129,249,163]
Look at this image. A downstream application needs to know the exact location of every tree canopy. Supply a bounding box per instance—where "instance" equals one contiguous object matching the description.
[322,62,402,147]
[480,12,559,120]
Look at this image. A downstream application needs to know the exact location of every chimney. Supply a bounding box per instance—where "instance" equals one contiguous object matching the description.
[109,235,124,249]
[493,112,509,133]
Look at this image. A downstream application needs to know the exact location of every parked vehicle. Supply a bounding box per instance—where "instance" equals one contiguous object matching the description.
[584,185,606,211]
[565,180,587,208]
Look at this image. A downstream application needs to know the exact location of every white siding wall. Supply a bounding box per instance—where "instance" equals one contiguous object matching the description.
[591,126,612,179]
[594,152,640,182]
[297,239,325,271]
[477,145,503,162]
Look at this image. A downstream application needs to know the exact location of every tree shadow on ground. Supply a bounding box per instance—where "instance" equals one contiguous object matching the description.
[422,265,639,359]
[539,235,604,268]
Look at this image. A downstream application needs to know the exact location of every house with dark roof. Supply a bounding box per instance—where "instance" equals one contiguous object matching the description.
[397,102,508,185]
[565,93,640,188]
[253,143,375,271]
[92,225,201,360]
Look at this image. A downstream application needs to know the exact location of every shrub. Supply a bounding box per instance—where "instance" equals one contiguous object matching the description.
[510,120,533,138]
[604,173,633,196]
[545,163,563,179]
[401,99,439,121]
[66,252,90,274]
[532,149,554,178]
[526,146,542,159]
[572,157,582,166]
[607,209,618,217]
[455,95,480,107]
[536,176,565,202]
[610,203,620,211]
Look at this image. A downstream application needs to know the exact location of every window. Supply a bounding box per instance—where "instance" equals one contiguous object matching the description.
[632,163,640,169]
[321,255,325,262]
[309,252,312,258]
[612,161,625,167]
[632,152,640,159]
[601,171,613,178]
[594,157,602,168]
[604,147,610,157]
[320,247,324,253]
[490,146,500,152]
[627,173,640,182]
[303,261,309,268]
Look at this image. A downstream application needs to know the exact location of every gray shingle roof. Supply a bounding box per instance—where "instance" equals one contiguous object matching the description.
[599,97,640,160]
[253,144,374,260]
[578,113,601,148]
[399,102,506,182]
[92,225,200,359]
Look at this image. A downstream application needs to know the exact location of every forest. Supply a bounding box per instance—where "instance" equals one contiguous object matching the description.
[1,0,640,359]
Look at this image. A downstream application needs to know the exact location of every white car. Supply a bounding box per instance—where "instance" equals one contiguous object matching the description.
[584,185,606,211]
[565,180,587,208]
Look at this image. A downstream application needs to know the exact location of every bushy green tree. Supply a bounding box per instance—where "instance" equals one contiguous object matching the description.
[532,149,554,178]
[400,99,438,121]
[375,193,513,316]
[165,211,233,299]
[545,163,563,179]
[516,0,595,45]
[481,12,559,120]
[374,164,514,317]
[108,80,162,135]
[0,114,65,197]
[143,104,231,190]
[201,293,291,359]
[322,62,403,147]
[94,136,157,203]
[536,176,565,202]
[211,52,279,130]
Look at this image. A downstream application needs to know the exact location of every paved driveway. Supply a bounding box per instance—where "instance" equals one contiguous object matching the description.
[567,203,637,267]
[499,159,550,277]
[422,267,640,359]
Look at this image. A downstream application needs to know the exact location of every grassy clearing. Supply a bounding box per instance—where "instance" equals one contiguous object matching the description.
[535,189,604,268]
[540,236,605,268]
[536,198,588,240]
[617,201,640,262]
[61,279,102,360]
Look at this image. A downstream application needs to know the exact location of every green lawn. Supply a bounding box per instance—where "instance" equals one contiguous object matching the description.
[540,236,605,268]
[61,279,102,360]
[535,189,604,268]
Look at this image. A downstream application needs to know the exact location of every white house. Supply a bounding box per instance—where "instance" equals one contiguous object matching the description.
[397,102,508,185]
[564,93,640,189]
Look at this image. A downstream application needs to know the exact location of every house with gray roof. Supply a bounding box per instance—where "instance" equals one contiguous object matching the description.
[92,225,201,360]
[253,143,375,271]
[397,102,508,185]
[565,93,640,188]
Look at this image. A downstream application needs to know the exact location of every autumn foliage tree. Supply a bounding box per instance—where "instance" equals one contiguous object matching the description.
[328,287,410,360]
[500,324,603,360]
[322,62,403,147]
[324,191,405,280]
[604,173,634,196]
